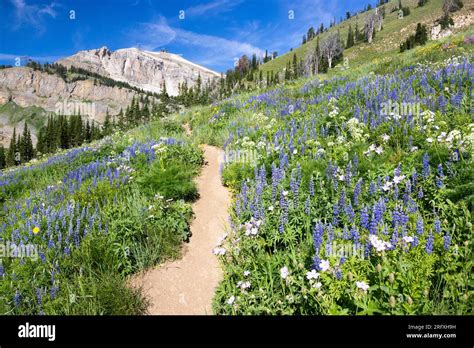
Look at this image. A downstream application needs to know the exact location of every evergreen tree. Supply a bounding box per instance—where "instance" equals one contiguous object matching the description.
[7,127,17,166]
[346,24,355,48]
[21,122,34,162]
[103,110,112,136]
[0,145,6,169]
[292,54,298,78]
[251,54,257,70]
[85,120,92,142]
[117,108,126,130]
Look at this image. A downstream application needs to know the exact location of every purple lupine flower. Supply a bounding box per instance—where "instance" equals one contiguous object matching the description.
[14,291,21,307]
[241,181,248,209]
[390,229,398,249]
[412,236,419,247]
[345,202,355,223]
[0,264,4,277]
[416,216,424,235]
[438,95,447,113]
[309,176,315,197]
[422,153,430,178]
[345,162,352,186]
[304,196,311,214]
[360,206,369,230]
[350,225,360,244]
[352,154,358,173]
[279,214,285,233]
[418,187,424,199]
[436,164,444,188]
[342,225,349,239]
[394,164,401,177]
[369,181,376,196]
[434,216,441,234]
[353,179,362,206]
[412,169,418,187]
[313,255,321,271]
[332,202,340,226]
[312,221,324,252]
[36,288,42,306]
[426,230,434,254]
[443,233,451,250]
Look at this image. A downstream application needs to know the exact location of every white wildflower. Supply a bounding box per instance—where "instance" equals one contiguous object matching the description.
[356,281,370,292]
[280,266,289,279]
[393,175,405,185]
[306,269,320,280]
[319,259,330,272]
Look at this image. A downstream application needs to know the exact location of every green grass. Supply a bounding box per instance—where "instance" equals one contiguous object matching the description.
[0,101,47,130]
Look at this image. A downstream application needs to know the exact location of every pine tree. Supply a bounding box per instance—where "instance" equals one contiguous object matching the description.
[36,127,46,155]
[0,145,6,169]
[21,122,33,162]
[7,127,17,166]
[103,110,112,136]
[346,24,355,48]
[292,54,298,78]
[117,108,125,130]
[85,120,91,142]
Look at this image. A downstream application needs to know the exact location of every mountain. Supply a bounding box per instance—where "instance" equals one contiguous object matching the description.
[57,46,221,96]
[0,47,221,146]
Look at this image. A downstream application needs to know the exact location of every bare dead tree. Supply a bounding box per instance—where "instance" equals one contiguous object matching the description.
[364,13,376,43]
[303,45,320,76]
[375,9,384,31]
[321,33,343,69]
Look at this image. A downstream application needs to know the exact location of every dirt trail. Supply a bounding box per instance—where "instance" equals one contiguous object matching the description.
[132,145,230,314]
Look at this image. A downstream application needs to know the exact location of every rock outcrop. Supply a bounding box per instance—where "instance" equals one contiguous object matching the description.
[0,67,137,122]
[57,47,221,96]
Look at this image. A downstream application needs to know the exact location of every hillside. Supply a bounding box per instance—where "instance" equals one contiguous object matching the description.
[260,0,474,76]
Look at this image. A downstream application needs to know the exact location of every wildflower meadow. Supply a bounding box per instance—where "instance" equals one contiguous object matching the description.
[201,57,474,315]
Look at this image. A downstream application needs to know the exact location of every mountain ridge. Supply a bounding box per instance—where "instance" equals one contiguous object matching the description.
[57,46,221,96]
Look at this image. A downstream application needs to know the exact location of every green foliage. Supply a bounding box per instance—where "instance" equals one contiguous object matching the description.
[400,23,428,52]
[137,160,199,201]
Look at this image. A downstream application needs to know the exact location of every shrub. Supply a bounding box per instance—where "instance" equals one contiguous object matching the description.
[137,160,199,201]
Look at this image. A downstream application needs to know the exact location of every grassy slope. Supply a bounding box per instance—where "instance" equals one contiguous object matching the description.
[259,0,474,77]
[0,101,47,130]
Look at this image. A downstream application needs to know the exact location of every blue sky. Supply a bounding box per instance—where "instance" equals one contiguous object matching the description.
[0,0,377,73]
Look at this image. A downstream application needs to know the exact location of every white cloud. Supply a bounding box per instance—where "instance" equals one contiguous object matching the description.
[10,0,59,34]
[0,52,63,63]
[125,16,264,70]
[185,0,243,17]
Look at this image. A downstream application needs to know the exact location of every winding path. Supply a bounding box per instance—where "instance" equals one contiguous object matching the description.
[132,145,231,314]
